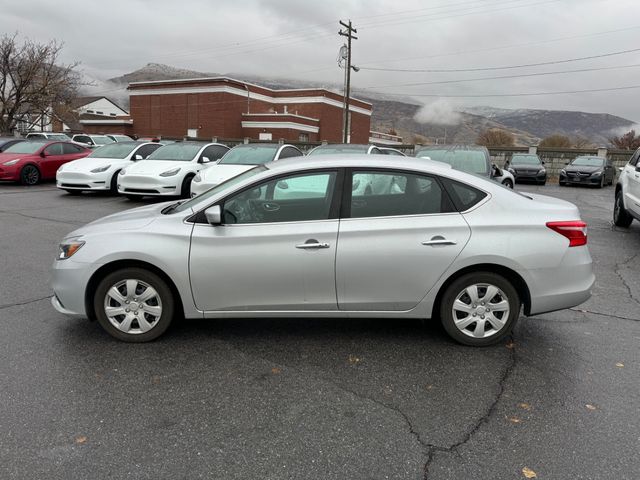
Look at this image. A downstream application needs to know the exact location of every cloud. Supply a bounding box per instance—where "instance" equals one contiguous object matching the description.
[413,99,461,126]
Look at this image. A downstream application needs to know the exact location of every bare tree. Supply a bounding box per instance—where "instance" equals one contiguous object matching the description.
[609,130,640,150]
[539,134,572,148]
[572,136,593,148]
[476,128,515,147]
[0,34,81,133]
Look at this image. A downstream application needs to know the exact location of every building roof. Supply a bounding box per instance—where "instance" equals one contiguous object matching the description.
[71,96,130,115]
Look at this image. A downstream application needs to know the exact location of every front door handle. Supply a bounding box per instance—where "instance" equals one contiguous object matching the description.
[296,239,330,249]
[422,237,457,246]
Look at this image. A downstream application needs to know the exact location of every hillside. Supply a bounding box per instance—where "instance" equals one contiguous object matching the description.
[97,63,637,146]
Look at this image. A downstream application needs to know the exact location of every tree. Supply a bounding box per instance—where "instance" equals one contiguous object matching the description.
[609,130,640,150]
[539,134,572,148]
[476,128,515,147]
[0,34,81,133]
[573,136,593,148]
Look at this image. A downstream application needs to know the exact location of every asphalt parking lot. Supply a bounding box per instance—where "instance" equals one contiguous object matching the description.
[0,181,638,480]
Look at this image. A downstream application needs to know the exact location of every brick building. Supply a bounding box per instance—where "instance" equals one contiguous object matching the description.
[114,77,372,143]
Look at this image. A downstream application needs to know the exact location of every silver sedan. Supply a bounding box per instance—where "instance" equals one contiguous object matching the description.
[51,156,594,346]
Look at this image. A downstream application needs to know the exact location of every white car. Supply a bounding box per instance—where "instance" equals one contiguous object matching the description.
[72,134,116,149]
[56,142,163,194]
[25,132,72,141]
[190,143,303,197]
[614,146,640,227]
[117,142,229,199]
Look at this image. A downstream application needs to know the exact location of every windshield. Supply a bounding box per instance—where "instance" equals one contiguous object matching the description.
[146,143,204,161]
[219,145,279,165]
[172,166,268,214]
[91,135,115,144]
[309,144,369,155]
[415,148,489,176]
[111,135,132,142]
[48,134,71,140]
[511,155,541,166]
[3,141,45,154]
[571,156,604,167]
[88,143,138,159]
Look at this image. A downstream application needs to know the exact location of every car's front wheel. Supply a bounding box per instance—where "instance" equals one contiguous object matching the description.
[439,272,520,346]
[94,268,175,342]
[20,165,40,185]
[614,189,633,227]
[180,174,194,198]
[502,179,514,189]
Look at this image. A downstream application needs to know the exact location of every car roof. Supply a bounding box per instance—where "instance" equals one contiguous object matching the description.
[415,144,487,152]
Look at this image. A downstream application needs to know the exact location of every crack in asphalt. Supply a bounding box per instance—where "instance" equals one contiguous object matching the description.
[570,307,640,322]
[613,252,640,308]
[0,209,83,226]
[422,336,517,479]
[0,295,52,310]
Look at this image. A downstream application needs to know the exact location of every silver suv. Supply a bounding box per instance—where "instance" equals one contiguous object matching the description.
[614,147,640,227]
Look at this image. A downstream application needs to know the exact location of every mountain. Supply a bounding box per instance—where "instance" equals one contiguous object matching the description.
[94,63,637,146]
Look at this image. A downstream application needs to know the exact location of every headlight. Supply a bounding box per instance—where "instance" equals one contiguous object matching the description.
[57,240,85,260]
[507,167,515,174]
[119,169,126,175]
[591,171,602,177]
[90,165,111,173]
[538,168,546,174]
[160,168,181,177]
[560,169,566,175]
[3,158,20,166]
[193,174,201,182]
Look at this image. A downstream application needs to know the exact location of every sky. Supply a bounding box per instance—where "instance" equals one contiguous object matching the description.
[2,0,640,122]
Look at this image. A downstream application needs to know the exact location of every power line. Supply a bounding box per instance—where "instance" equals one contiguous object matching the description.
[377,84,640,98]
[359,46,640,73]
[360,63,640,89]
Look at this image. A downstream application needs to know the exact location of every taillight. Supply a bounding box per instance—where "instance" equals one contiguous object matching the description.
[546,221,587,247]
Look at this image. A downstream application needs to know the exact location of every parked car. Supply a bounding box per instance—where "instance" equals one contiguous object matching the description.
[0,137,25,152]
[25,132,72,141]
[505,153,547,185]
[56,142,163,195]
[613,147,640,227]
[0,141,91,185]
[51,155,593,346]
[117,142,229,199]
[559,156,614,188]
[308,144,383,155]
[378,147,406,156]
[414,145,515,188]
[72,134,116,149]
[107,134,135,143]
[191,143,303,197]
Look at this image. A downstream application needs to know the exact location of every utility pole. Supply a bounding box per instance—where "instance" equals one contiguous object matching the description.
[339,20,357,143]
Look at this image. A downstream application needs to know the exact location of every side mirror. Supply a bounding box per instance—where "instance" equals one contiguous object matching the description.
[204,205,222,225]
[276,180,289,190]
[134,154,143,161]
[40,151,47,158]
[201,156,210,163]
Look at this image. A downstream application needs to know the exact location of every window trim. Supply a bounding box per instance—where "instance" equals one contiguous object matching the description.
[191,168,344,225]
[341,167,458,220]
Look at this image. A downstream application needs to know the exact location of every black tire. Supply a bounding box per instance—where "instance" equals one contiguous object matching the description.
[180,174,194,198]
[597,176,604,189]
[439,272,520,347]
[109,171,120,194]
[64,189,82,195]
[614,189,633,228]
[502,179,514,189]
[20,164,40,185]
[538,180,546,186]
[559,181,567,186]
[93,267,175,342]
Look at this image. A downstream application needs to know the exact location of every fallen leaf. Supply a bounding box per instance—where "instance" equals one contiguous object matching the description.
[615,362,624,368]
[75,436,87,445]
[585,404,597,411]
[522,466,537,478]
[508,416,522,424]
[151,375,161,385]
[383,386,393,395]
[425,384,434,391]
[348,354,361,364]
[518,402,531,410]
[505,340,515,349]
[271,367,281,374]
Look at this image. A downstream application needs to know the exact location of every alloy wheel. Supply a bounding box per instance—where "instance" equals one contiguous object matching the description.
[451,283,510,339]
[22,166,40,185]
[103,279,163,334]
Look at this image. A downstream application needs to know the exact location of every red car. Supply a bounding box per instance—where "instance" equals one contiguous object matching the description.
[0,141,91,185]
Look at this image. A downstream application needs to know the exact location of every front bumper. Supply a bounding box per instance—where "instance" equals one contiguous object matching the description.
[0,165,20,181]
[51,258,96,317]
[118,175,180,196]
[56,171,111,191]
[560,172,602,185]
[190,180,215,198]
[512,171,547,183]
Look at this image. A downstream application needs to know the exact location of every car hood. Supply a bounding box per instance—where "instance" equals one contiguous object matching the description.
[564,164,602,173]
[61,157,130,172]
[200,164,254,184]
[126,160,191,175]
[0,152,36,163]
[64,202,174,239]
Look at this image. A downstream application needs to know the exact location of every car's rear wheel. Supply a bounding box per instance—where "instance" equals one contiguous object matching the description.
[94,268,175,342]
[502,179,514,189]
[20,165,40,185]
[440,272,520,346]
[614,189,633,227]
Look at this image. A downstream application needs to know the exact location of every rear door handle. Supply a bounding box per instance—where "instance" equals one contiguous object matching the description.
[296,240,330,249]
[422,237,457,246]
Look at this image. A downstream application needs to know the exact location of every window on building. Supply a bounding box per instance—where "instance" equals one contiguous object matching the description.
[298,133,309,142]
